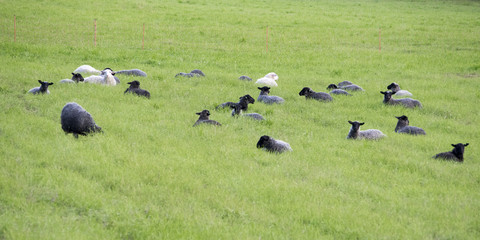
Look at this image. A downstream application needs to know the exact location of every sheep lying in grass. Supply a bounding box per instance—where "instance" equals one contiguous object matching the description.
[216,94,255,111]
[299,87,333,102]
[84,68,117,86]
[28,80,53,94]
[230,103,265,120]
[193,110,221,126]
[337,81,353,87]
[59,73,84,84]
[115,69,147,77]
[380,91,422,108]
[124,80,150,98]
[394,115,426,135]
[336,81,364,91]
[74,65,147,77]
[255,72,278,87]
[433,143,469,163]
[387,82,412,97]
[256,135,292,153]
[238,75,252,81]
[347,121,386,140]
[175,69,205,78]
[61,102,102,138]
[326,84,351,96]
[257,86,285,104]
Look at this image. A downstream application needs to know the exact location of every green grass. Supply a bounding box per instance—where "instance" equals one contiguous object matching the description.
[1,0,480,239]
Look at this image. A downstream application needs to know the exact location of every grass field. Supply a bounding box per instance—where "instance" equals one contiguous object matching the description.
[1,0,479,239]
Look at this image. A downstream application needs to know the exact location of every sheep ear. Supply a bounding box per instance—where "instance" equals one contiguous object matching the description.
[360,122,365,125]
[49,82,54,85]
[258,87,262,90]
[465,143,469,147]
[196,112,201,115]
[451,144,456,147]
[38,80,43,84]
[395,116,400,119]
[348,121,353,124]
[380,91,385,94]
[71,73,75,75]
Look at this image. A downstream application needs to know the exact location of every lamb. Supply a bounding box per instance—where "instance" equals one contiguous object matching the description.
[61,102,102,138]
[230,103,265,121]
[346,121,386,140]
[298,87,333,102]
[238,75,252,81]
[216,94,255,111]
[59,73,84,84]
[380,91,422,108]
[326,84,351,96]
[257,86,285,104]
[175,69,205,78]
[256,135,292,153]
[394,115,426,135]
[124,80,150,98]
[255,72,278,87]
[193,110,221,126]
[433,143,469,163]
[28,80,53,94]
[84,68,117,86]
[387,82,412,97]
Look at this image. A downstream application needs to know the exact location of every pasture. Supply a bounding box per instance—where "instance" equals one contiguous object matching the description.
[0,0,479,239]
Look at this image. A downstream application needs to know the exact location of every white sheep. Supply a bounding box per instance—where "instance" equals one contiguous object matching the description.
[84,68,117,86]
[347,121,386,140]
[74,65,147,77]
[256,135,292,153]
[255,72,278,87]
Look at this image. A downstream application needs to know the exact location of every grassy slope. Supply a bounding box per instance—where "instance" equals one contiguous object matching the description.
[0,0,479,239]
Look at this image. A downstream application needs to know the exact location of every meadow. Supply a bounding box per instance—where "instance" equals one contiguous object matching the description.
[0,0,479,239]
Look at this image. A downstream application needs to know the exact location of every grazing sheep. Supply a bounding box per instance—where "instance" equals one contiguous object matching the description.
[61,102,102,138]
[299,87,333,102]
[337,81,353,87]
[230,103,265,120]
[28,80,53,94]
[394,115,426,135]
[380,91,422,108]
[84,68,117,86]
[238,75,252,81]
[387,82,412,97]
[175,69,205,78]
[255,72,278,87]
[347,121,386,140]
[433,143,469,162]
[193,110,221,126]
[256,135,292,153]
[59,73,84,84]
[216,94,255,111]
[124,80,150,98]
[257,86,285,104]
[326,84,351,96]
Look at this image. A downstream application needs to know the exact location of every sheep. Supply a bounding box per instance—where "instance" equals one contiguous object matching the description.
[326,84,351,96]
[193,110,221,126]
[59,73,84,84]
[238,75,252,81]
[175,69,205,78]
[433,143,469,163]
[115,69,147,77]
[387,82,412,97]
[257,86,285,104]
[124,80,150,98]
[230,103,265,120]
[74,65,147,77]
[256,135,292,153]
[340,84,364,91]
[337,81,353,87]
[346,121,386,140]
[298,87,333,102]
[255,72,278,87]
[84,68,117,86]
[394,115,426,135]
[380,91,422,108]
[28,80,53,94]
[61,102,102,138]
[216,94,255,111]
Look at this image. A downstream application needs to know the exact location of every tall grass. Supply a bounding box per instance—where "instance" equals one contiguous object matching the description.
[0,0,479,239]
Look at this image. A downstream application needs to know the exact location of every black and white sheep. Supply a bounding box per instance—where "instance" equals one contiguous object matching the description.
[433,143,469,163]
[326,84,351,96]
[387,82,412,97]
[230,103,265,121]
[257,86,285,104]
[193,110,221,126]
[175,69,205,78]
[394,115,426,135]
[216,94,255,111]
[256,135,292,153]
[299,87,333,102]
[59,73,84,84]
[380,91,422,108]
[124,80,150,98]
[28,80,53,94]
[61,102,102,138]
[238,75,252,81]
[347,121,386,140]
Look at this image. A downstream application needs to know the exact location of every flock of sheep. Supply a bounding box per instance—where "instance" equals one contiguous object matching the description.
[27,66,469,162]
